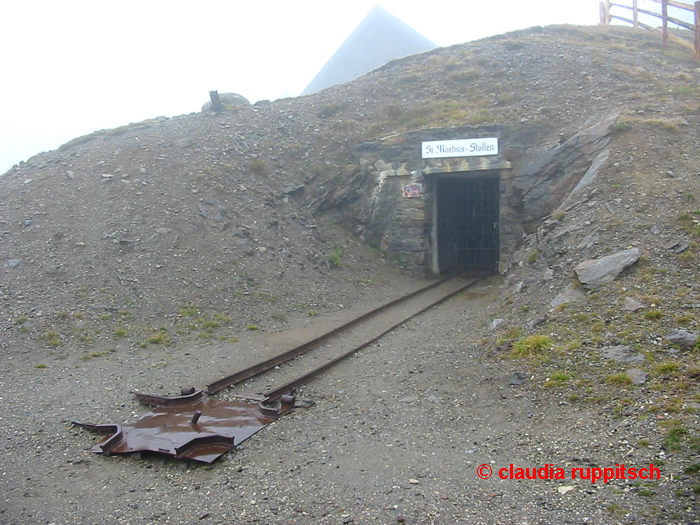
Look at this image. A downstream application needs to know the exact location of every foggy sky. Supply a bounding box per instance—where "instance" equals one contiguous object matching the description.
[0,0,681,174]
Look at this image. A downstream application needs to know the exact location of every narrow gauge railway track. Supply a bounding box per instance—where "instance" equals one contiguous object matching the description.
[208,272,488,404]
[73,273,490,464]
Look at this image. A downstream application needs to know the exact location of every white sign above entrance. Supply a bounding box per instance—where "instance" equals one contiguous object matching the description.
[421,138,499,159]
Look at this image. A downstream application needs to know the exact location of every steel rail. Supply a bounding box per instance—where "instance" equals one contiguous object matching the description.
[207,273,462,394]
[207,273,480,394]
[260,274,483,403]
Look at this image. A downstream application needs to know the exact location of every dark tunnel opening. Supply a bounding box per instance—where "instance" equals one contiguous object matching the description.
[435,175,500,273]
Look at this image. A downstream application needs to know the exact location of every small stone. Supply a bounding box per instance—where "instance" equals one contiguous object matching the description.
[7,259,21,268]
[489,319,504,331]
[626,368,649,385]
[623,297,645,312]
[510,373,530,386]
[529,314,548,329]
[408,479,420,484]
[558,486,576,495]
[673,242,690,254]
[550,284,586,308]
[602,345,645,364]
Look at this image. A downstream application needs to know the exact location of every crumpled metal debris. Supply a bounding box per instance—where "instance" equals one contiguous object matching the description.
[73,390,294,463]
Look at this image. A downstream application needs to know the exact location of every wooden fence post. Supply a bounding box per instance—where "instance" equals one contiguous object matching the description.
[695,1,700,59]
[662,0,668,46]
[633,0,639,27]
[600,0,611,25]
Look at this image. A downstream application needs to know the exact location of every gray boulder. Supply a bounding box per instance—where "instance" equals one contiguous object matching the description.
[574,248,641,290]
[201,92,250,112]
[666,329,698,349]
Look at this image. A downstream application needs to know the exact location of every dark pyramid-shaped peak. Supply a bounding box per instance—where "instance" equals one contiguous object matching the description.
[302,5,437,95]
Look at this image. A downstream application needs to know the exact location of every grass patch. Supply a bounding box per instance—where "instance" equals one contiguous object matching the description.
[180,305,200,317]
[329,245,342,267]
[606,373,633,386]
[684,463,700,475]
[661,420,689,451]
[655,361,680,375]
[147,332,170,345]
[544,370,571,388]
[249,159,267,176]
[318,102,348,119]
[511,335,551,358]
[644,310,663,320]
[42,330,61,347]
[246,324,260,331]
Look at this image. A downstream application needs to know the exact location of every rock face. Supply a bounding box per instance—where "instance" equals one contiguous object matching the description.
[574,248,641,290]
[201,93,250,112]
[316,110,617,275]
[512,112,618,227]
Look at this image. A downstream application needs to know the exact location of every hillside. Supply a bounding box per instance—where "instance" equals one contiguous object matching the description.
[2,25,700,524]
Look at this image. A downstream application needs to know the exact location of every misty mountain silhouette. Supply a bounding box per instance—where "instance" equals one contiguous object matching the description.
[302,5,437,95]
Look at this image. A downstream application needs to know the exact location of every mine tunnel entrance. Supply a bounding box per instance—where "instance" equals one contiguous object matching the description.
[433,174,500,274]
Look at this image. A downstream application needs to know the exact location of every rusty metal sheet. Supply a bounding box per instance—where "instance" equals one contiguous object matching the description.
[73,392,294,463]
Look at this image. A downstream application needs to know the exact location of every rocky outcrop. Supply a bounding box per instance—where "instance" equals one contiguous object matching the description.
[512,112,618,229]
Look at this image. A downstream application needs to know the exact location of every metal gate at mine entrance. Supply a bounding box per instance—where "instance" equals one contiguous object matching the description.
[432,173,500,274]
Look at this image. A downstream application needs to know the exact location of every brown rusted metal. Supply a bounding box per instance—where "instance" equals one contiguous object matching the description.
[73,392,290,463]
[207,274,466,394]
[135,389,203,406]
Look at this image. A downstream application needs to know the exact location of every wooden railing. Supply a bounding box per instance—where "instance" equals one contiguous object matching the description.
[599,0,700,59]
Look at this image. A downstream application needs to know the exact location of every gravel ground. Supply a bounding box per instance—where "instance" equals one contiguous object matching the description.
[2,277,697,524]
